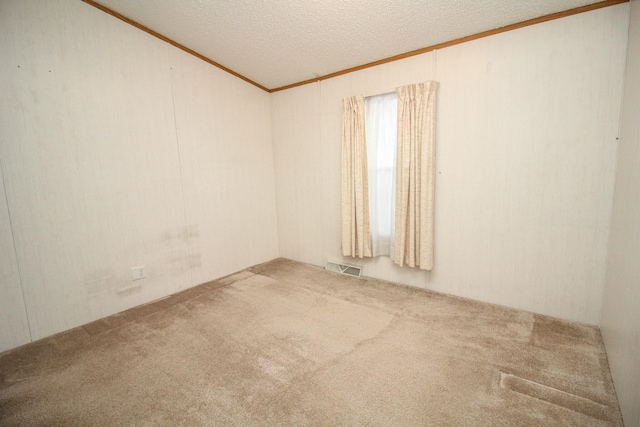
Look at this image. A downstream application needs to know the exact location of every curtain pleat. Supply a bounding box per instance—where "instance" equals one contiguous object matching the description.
[393,82,439,270]
[341,95,372,258]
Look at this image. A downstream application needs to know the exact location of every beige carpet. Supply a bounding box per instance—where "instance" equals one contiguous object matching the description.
[0,258,622,426]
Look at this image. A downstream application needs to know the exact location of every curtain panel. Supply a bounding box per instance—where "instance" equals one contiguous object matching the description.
[341,95,372,258]
[393,82,439,270]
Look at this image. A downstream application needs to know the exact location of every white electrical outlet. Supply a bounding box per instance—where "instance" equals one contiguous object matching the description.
[131,266,146,281]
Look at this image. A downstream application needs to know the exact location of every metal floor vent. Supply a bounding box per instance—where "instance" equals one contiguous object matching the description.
[325,261,363,277]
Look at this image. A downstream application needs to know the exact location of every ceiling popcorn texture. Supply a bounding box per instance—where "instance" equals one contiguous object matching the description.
[93,0,608,90]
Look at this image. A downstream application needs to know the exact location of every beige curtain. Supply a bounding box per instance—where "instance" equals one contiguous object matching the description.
[393,82,439,270]
[341,95,372,258]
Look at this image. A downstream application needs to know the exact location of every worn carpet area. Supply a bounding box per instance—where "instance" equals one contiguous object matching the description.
[0,258,622,426]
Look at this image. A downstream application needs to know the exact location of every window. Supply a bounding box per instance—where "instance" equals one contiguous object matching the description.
[364,92,397,257]
[342,82,438,269]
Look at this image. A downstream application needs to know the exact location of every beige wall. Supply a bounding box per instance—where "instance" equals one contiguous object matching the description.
[272,4,629,325]
[0,0,278,351]
[0,163,30,350]
[601,0,640,425]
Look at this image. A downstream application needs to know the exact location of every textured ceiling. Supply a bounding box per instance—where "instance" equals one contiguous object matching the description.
[92,0,607,90]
